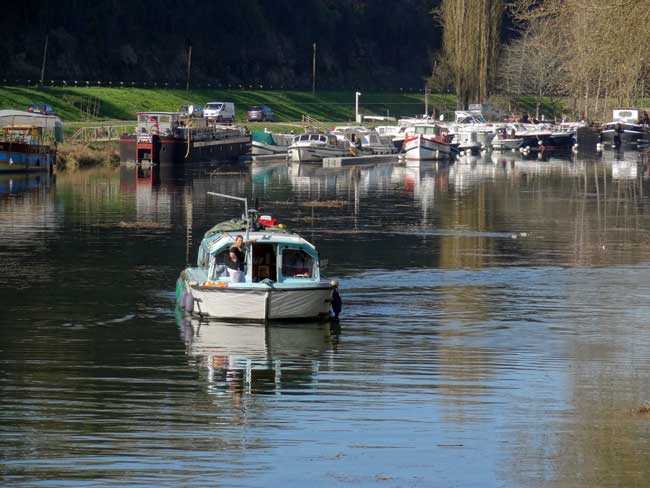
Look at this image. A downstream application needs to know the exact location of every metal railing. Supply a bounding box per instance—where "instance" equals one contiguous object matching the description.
[68,125,133,142]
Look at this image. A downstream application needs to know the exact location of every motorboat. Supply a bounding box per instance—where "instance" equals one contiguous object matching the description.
[359,131,396,155]
[176,193,341,321]
[491,126,523,151]
[598,109,650,149]
[508,123,576,153]
[402,124,452,161]
[251,130,294,156]
[288,133,351,162]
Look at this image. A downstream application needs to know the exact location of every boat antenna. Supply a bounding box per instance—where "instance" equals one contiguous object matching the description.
[207,192,250,240]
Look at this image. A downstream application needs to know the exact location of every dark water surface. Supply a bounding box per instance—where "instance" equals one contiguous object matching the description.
[3,149,650,487]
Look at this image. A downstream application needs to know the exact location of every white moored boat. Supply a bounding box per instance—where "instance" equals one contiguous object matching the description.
[176,193,341,321]
[251,130,294,156]
[288,133,351,162]
[402,124,451,161]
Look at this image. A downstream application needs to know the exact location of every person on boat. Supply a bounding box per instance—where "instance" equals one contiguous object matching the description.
[226,235,255,282]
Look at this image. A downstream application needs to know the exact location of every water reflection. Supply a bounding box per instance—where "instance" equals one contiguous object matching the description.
[177,312,339,397]
[6,151,650,486]
[0,172,54,195]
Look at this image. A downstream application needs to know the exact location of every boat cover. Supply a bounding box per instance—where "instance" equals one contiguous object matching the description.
[252,130,276,145]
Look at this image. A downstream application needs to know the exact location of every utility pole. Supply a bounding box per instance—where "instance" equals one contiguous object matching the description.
[186,43,192,92]
[312,42,317,95]
[40,34,48,86]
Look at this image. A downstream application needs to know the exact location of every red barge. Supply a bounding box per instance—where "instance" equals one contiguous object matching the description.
[119,112,251,165]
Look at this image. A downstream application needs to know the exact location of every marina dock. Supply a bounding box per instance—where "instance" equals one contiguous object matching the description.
[322,154,398,168]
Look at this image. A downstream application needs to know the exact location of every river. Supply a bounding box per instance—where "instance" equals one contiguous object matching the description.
[3,148,650,487]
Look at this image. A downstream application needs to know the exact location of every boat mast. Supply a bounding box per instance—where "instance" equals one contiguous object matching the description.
[207,192,250,240]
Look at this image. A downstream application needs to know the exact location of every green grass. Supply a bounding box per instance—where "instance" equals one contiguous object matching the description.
[0,86,456,124]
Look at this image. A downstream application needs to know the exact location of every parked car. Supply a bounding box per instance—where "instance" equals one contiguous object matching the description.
[27,103,56,115]
[179,104,203,117]
[204,102,235,122]
[247,105,274,122]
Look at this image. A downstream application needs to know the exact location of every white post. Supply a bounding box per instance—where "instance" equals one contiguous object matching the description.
[355,91,362,123]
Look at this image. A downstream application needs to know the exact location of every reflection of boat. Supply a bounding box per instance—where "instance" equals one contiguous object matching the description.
[176,195,340,321]
[0,172,54,194]
[0,110,63,173]
[119,111,251,165]
[178,313,337,392]
[611,160,638,180]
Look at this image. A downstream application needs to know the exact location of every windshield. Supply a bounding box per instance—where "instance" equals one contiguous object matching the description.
[206,103,223,110]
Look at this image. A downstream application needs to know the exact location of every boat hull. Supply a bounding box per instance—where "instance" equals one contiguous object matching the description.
[180,280,335,321]
[403,135,450,161]
[119,133,251,165]
[288,145,349,162]
[251,141,289,156]
[599,124,649,148]
[0,141,55,173]
[492,138,522,151]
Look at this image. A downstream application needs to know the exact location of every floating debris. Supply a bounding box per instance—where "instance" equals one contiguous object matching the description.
[118,221,169,229]
[302,200,348,208]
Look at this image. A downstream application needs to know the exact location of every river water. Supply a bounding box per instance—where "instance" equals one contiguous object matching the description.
[3,148,650,487]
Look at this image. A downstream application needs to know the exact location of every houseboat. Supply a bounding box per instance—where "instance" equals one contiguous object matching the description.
[0,110,63,173]
[119,111,251,165]
[176,194,341,321]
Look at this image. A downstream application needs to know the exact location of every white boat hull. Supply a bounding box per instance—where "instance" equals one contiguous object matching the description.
[252,141,289,156]
[403,135,450,161]
[492,138,522,151]
[186,283,334,321]
[289,145,350,162]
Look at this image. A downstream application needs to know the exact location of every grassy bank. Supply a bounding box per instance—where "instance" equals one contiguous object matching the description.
[0,86,456,123]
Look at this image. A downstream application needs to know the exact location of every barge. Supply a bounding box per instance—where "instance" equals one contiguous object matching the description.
[0,110,63,174]
[120,111,251,165]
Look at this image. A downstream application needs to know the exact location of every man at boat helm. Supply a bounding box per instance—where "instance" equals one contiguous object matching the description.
[226,235,255,282]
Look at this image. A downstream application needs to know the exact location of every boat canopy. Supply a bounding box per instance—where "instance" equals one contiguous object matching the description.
[252,130,275,145]
[0,110,64,142]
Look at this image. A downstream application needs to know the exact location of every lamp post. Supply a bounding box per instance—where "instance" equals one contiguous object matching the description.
[355,91,362,123]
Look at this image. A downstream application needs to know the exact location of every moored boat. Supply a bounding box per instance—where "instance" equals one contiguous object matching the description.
[176,193,341,321]
[0,110,63,174]
[598,109,650,149]
[251,130,294,156]
[288,133,351,162]
[402,124,451,161]
[119,111,251,165]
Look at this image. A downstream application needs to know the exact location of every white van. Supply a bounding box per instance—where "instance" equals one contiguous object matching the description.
[204,102,235,122]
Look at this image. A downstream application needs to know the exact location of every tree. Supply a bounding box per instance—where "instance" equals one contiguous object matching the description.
[438,0,504,108]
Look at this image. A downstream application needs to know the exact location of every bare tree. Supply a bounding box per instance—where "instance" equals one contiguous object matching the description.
[438,0,504,108]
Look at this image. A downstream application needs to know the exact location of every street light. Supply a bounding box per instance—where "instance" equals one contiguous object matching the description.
[355,91,362,123]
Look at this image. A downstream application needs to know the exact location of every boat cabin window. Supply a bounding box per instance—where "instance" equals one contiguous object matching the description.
[298,134,310,142]
[252,243,277,282]
[209,249,232,279]
[414,126,440,136]
[281,248,314,279]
